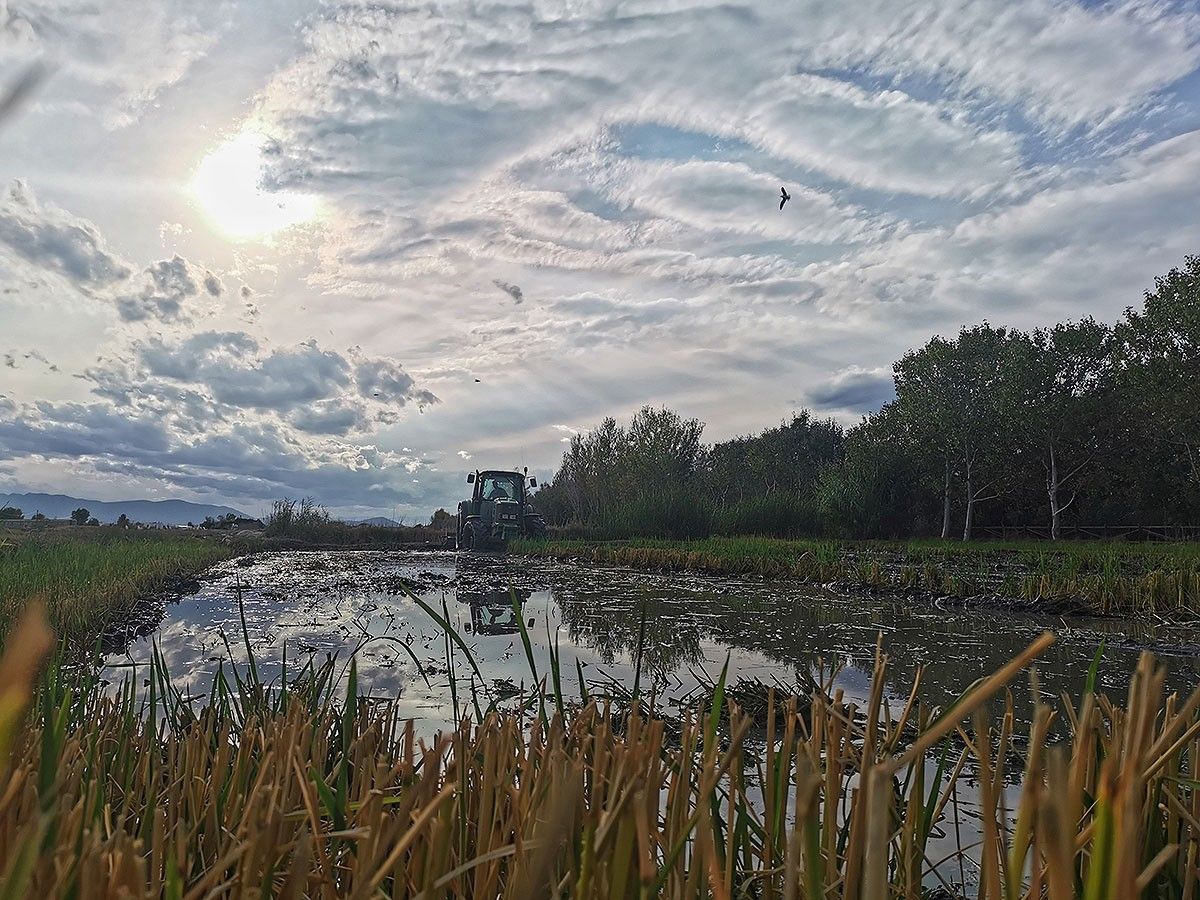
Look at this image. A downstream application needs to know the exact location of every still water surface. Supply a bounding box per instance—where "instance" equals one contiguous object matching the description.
[104,549,1200,734]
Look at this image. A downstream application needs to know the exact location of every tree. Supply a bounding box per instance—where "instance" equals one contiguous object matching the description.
[705,412,844,503]
[116,513,132,528]
[1115,255,1200,514]
[893,336,963,539]
[86,517,100,526]
[30,512,45,521]
[558,416,629,523]
[625,406,705,487]
[895,325,1022,540]
[1013,319,1112,539]
[530,477,573,526]
[0,506,22,520]
[951,325,1025,540]
[816,404,929,538]
[429,508,455,531]
[70,507,90,525]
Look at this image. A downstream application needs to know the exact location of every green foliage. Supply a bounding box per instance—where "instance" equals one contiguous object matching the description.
[0,506,22,520]
[0,531,234,642]
[68,507,89,526]
[591,488,715,540]
[544,407,840,540]
[540,254,1200,541]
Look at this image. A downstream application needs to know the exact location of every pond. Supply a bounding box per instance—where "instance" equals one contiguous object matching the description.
[99,548,1200,895]
[104,549,1200,736]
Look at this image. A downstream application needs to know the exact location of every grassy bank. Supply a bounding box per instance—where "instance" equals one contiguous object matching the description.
[1,605,1198,897]
[0,529,236,643]
[514,535,1200,616]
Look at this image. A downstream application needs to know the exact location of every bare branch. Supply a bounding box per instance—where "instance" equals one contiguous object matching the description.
[1059,455,1094,485]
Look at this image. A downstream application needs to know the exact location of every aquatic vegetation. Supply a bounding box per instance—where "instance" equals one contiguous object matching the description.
[0,530,234,643]
[517,536,1200,616]
[3,601,1200,897]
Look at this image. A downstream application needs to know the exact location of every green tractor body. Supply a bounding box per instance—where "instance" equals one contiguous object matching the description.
[456,469,547,551]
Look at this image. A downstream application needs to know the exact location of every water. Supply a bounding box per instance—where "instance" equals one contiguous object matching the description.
[99,548,1200,895]
[103,549,1200,733]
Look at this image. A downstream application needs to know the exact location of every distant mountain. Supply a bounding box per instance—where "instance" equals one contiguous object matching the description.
[352,516,404,527]
[0,492,248,525]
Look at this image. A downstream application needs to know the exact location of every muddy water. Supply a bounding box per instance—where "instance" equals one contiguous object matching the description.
[105,549,1200,734]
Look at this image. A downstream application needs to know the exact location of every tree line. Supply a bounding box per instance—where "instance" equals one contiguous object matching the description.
[0,506,101,526]
[534,255,1200,540]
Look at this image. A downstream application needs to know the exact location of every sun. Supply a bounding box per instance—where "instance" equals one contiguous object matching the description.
[190,132,319,241]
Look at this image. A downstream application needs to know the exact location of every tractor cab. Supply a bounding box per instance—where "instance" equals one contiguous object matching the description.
[457,468,547,550]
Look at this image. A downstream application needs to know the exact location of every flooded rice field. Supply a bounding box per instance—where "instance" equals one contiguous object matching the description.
[105,549,1200,734]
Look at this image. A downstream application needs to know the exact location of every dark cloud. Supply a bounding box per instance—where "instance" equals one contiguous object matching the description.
[0,181,131,289]
[353,356,438,409]
[0,400,172,459]
[0,396,443,509]
[84,331,437,440]
[807,368,895,414]
[134,332,350,411]
[289,400,368,436]
[492,279,524,304]
[0,186,221,324]
[203,271,223,296]
[115,255,218,323]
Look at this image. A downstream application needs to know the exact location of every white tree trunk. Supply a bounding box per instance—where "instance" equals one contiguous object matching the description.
[1048,444,1061,541]
[962,459,974,541]
[940,457,952,540]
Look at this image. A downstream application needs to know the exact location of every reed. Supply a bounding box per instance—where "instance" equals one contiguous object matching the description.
[0,530,234,643]
[516,536,1200,616]
[1,598,1199,897]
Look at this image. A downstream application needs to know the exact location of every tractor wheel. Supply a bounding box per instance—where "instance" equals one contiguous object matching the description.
[461,520,487,551]
[524,515,548,539]
[458,521,473,551]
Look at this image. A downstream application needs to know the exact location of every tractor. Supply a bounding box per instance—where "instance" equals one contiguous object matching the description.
[456,468,547,551]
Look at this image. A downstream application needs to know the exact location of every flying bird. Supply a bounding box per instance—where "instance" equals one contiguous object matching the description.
[779,187,791,210]
[474,378,481,383]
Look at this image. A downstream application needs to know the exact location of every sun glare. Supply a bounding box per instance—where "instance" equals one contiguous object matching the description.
[190,132,319,241]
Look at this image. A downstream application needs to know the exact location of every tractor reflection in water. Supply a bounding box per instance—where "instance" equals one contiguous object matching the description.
[458,586,532,636]
[456,468,547,551]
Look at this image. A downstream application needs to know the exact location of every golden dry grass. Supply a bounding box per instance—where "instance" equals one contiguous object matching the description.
[0,608,1198,898]
[517,536,1200,616]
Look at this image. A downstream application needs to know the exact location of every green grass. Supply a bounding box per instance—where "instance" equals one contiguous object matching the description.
[513,535,1200,616]
[0,529,236,644]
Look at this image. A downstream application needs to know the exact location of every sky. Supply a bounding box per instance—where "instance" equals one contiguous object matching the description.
[0,0,1198,521]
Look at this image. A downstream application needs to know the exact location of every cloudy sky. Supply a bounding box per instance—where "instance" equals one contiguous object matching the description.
[0,0,1198,520]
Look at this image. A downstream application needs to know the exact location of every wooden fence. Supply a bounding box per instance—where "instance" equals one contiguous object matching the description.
[975,524,1200,542]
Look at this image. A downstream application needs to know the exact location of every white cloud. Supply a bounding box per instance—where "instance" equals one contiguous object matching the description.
[789,0,1200,128]
[2,0,1199,517]
[2,0,233,127]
